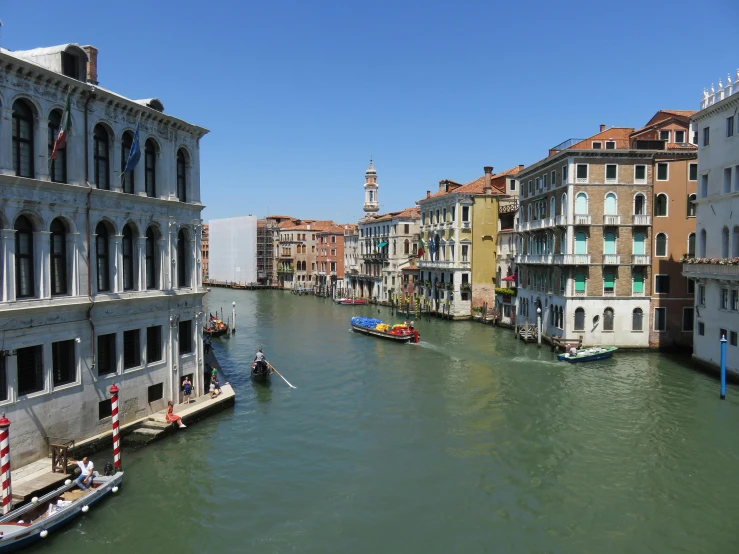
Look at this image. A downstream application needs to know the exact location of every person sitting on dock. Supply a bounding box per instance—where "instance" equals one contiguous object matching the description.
[70,456,94,490]
[165,401,186,429]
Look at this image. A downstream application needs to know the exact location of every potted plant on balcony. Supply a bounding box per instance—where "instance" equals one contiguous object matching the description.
[460,282,472,292]
[445,282,454,291]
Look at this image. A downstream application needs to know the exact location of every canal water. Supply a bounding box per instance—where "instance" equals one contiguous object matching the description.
[44,288,738,554]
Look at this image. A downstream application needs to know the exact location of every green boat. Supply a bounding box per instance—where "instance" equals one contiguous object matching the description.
[557,345,618,363]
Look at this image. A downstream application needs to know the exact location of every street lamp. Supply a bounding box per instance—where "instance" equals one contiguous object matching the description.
[536,306,542,347]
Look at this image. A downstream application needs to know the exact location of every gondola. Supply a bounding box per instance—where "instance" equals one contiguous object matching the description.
[203,319,229,338]
[251,360,272,383]
[335,298,368,305]
[0,472,123,553]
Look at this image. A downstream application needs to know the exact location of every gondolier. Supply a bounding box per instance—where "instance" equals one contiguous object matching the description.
[251,349,272,382]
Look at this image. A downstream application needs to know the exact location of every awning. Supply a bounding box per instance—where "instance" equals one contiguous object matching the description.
[377,241,388,249]
[501,274,517,282]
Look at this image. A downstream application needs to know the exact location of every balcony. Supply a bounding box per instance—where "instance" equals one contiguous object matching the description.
[418,260,455,269]
[633,214,651,226]
[682,262,739,281]
[461,221,471,229]
[632,255,650,265]
[554,254,591,265]
[574,214,591,225]
[277,267,294,274]
[603,215,621,225]
[555,215,566,226]
[515,254,554,264]
[602,254,621,265]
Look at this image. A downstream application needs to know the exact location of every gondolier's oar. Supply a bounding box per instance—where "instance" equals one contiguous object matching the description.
[268,363,296,389]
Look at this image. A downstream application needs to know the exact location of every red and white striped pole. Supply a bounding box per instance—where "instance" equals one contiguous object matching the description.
[0,414,12,515]
[109,384,121,472]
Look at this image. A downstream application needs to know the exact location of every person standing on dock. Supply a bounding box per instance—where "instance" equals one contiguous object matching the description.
[70,457,94,490]
[182,376,193,404]
[204,335,212,354]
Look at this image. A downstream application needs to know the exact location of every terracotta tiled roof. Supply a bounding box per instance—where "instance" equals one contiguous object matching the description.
[402,265,419,271]
[420,166,522,201]
[662,110,698,118]
[666,142,698,150]
[371,207,420,222]
[568,127,634,150]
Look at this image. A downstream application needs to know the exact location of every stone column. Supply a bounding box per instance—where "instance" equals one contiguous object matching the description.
[34,231,51,299]
[0,109,14,176]
[111,138,123,193]
[134,142,146,197]
[35,118,50,182]
[157,238,167,291]
[194,227,202,289]
[194,313,203,398]
[67,233,81,296]
[110,235,123,293]
[1,230,16,302]
[137,236,147,291]
[169,224,179,290]
[168,315,179,403]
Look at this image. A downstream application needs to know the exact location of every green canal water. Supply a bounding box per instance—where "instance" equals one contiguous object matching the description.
[44,288,738,554]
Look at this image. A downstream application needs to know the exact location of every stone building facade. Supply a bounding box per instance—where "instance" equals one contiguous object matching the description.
[0,43,208,464]
[316,224,348,296]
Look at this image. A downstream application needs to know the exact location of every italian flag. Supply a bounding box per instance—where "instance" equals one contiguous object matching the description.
[51,92,72,161]
[417,237,425,258]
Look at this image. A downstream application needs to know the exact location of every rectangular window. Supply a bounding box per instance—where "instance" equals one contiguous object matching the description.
[510,179,516,192]
[731,331,738,347]
[700,174,708,197]
[654,307,667,331]
[655,274,670,294]
[603,271,615,294]
[404,224,409,234]
[97,333,117,376]
[720,328,728,341]
[674,130,685,143]
[148,383,163,403]
[543,174,548,189]
[605,164,617,182]
[562,165,568,183]
[462,206,470,222]
[123,329,141,369]
[528,180,532,195]
[727,116,734,137]
[656,162,668,181]
[98,399,112,420]
[17,345,44,396]
[692,131,698,145]
[52,339,76,387]
[689,163,697,181]
[179,320,192,355]
[659,130,670,142]
[682,307,694,332]
[592,141,602,149]
[699,285,705,305]
[721,288,729,309]
[687,278,695,295]
[576,164,588,182]
[551,170,556,187]
[703,127,710,146]
[698,321,705,336]
[0,357,6,402]
[733,290,739,311]
[634,165,647,183]
[461,245,469,261]
[605,141,616,149]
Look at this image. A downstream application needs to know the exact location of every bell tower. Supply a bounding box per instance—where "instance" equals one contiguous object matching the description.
[363,158,379,215]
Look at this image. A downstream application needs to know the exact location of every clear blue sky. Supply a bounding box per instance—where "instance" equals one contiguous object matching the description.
[3,1,738,224]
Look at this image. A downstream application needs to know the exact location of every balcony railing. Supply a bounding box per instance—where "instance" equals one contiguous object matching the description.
[574,290,586,296]
[418,260,455,268]
[632,255,650,265]
[516,254,554,264]
[682,263,739,280]
[574,214,591,225]
[555,215,566,226]
[633,214,651,226]
[554,254,591,265]
[602,254,621,264]
[603,215,621,225]
[461,221,471,229]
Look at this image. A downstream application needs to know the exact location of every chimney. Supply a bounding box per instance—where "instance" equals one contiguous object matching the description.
[484,166,493,191]
[426,190,431,199]
[599,124,606,133]
[519,164,524,170]
[439,180,445,192]
[82,45,99,85]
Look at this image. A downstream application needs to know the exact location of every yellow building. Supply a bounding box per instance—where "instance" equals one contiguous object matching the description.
[416,166,520,318]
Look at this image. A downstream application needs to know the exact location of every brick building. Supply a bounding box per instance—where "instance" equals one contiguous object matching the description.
[316,224,350,296]
[202,224,209,281]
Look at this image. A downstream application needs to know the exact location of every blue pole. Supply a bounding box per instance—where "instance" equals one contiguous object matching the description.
[720,334,727,400]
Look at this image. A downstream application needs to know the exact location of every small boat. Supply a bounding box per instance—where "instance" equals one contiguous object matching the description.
[251,360,272,383]
[0,472,123,552]
[350,317,420,343]
[558,345,618,363]
[336,298,368,305]
[203,318,229,338]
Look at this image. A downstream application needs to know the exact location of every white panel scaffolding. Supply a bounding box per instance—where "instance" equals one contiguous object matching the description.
[208,216,258,284]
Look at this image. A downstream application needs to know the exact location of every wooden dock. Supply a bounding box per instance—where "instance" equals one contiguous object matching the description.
[11,459,73,505]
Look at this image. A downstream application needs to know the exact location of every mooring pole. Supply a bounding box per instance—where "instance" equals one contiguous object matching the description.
[232,302,236,334]
[109,384,121,472]
[721,334,727,400]
[0,414,12,514]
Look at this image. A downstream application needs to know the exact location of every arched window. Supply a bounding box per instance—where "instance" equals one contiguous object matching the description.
[604,231,616,255]
[575,231,587,254]
[633,231,645,255]
[603,269,615,294]
[655,233,667,257]
[528,204,532,222]
[687,194,696,217]
[177,230,188,287]
[12,100,35,178]
[404,239,410,254]
[699,229,707,257]
[550,196,556,218]
[575,192,588,214]
[574,307,585,331]
[50,218,67,296]
[603,308,614,331]
[561,193,567,217]
[604,193,617,215]
[574,271,586,294]
[634,194,645,215]
[688,233,696,258]
[48,110,66,183]
[632,308,643,331]
[655,193,668,217]
[15,215,35,298]
[176,149,187,202]
[122,224,135,291]
[733,226,739,257]
[121,131,134,194]
[145,227,158,289]
[392,240,397,255]
[722,227,729,258]
[145,139,157,197]
[95,222,110,292]
[93,124,110,190]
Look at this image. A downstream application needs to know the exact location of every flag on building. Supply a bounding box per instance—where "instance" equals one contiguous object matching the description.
[123,121,141,173]
[417,237,425,258]
[51,92,72,161]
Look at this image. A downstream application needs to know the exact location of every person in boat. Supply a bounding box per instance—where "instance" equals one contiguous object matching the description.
[165,401,186,428]
[409,320,415,330]
[254,348,269,375]
[569,344,578,357]
[404,320,408,326]
[70,456,94,490]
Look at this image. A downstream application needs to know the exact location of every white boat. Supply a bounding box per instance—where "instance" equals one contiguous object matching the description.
[0,472,123,552]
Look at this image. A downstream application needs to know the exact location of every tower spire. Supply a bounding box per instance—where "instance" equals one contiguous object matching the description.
[363,158,379,215]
